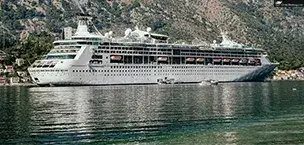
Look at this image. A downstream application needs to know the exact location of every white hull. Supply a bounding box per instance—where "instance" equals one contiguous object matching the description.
[28,64,278,86]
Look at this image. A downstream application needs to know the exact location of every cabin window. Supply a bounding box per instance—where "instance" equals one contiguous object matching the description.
[92,55,103,59]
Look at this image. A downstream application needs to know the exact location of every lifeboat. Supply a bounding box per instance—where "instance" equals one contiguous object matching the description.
[239,58,248,64]
[255,58,261,64]
[196,57,205,62]
[213,58,222,62]
[248,58,255,64]
[223,58,230,63]
[186,57,195,62]
[111,55,122,60]
[231,58,239,63]
[157,57,168,61]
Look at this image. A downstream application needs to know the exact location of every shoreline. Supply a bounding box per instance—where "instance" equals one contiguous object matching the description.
[0,83,38,87]
[272,68,304,81]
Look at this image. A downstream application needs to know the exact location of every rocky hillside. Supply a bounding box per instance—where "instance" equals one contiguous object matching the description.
[0,0,304,69]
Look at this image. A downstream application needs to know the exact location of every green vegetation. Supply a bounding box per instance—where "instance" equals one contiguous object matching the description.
[228,3,304,70]
[3,33,53,71]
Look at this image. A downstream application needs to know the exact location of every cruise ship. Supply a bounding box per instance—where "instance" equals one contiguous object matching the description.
[28,16,278,86]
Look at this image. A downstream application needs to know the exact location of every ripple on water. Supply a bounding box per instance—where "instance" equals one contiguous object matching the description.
[0,82,304,144]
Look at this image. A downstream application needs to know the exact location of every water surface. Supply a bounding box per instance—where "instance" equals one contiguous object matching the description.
[0,82,303,144]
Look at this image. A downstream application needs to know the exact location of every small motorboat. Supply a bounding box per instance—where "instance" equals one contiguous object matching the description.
[210,80,219,85]
[157,78,177,85]
[199,79,219,86]
[199,81,209,86]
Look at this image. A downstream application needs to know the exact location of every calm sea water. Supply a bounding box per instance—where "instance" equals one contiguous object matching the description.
[0,82,304,144]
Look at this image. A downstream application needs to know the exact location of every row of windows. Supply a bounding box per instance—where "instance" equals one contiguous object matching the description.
[99,46,172,52]
[94,49,260,57]
[71,69,251,73]
[98,46,259,55]
[110,66,162,69]
[30,68,252,73]
[71,72,247,77]
[94,50,171,55]
[30,70,68,72]
[110,65,255,69]
[49,49,78,54]
[46,55,76,60]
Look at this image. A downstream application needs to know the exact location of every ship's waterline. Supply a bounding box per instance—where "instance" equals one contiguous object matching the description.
[27,15,278,86]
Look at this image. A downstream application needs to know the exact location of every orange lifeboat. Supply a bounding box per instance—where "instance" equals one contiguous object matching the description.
[111,55,122,60]
[186,57,195,62]
[196,57,204,62]
[157,57,168,61]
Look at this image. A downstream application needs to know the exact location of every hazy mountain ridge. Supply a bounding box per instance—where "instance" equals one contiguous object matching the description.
[0,0,303,69]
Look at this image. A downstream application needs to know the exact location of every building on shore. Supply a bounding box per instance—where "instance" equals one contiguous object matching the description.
[0,77,7,84]
[5,65,14,73]
[10,77,20,84]
[21,77,31,83]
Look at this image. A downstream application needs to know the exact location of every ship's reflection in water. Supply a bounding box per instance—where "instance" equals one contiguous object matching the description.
[27,84,253,144]
[1,82,303,144]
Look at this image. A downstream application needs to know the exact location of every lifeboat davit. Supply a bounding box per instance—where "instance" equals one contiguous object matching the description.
[157,57,168,61]
[196,57,205,62]
[111,55,122,60]
[186,57,195,62]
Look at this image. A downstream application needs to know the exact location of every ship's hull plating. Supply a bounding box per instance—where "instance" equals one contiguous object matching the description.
[28,63,278,86]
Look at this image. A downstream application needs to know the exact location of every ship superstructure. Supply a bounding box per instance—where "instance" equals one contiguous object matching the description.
[28,16,278,86]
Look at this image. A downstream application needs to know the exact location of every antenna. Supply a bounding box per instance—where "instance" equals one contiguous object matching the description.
[73,0,103,36]
[72,0,86,14]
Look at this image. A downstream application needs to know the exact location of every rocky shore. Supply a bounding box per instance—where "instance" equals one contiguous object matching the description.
[272,68,304,81]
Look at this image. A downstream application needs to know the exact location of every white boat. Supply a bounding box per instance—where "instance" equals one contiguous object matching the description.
[157,78,177,85]
[210,80,219,85]
[27,15,278,86]
[199,80,218,86]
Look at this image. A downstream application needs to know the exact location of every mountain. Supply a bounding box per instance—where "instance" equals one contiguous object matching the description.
[0,0,303,69]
